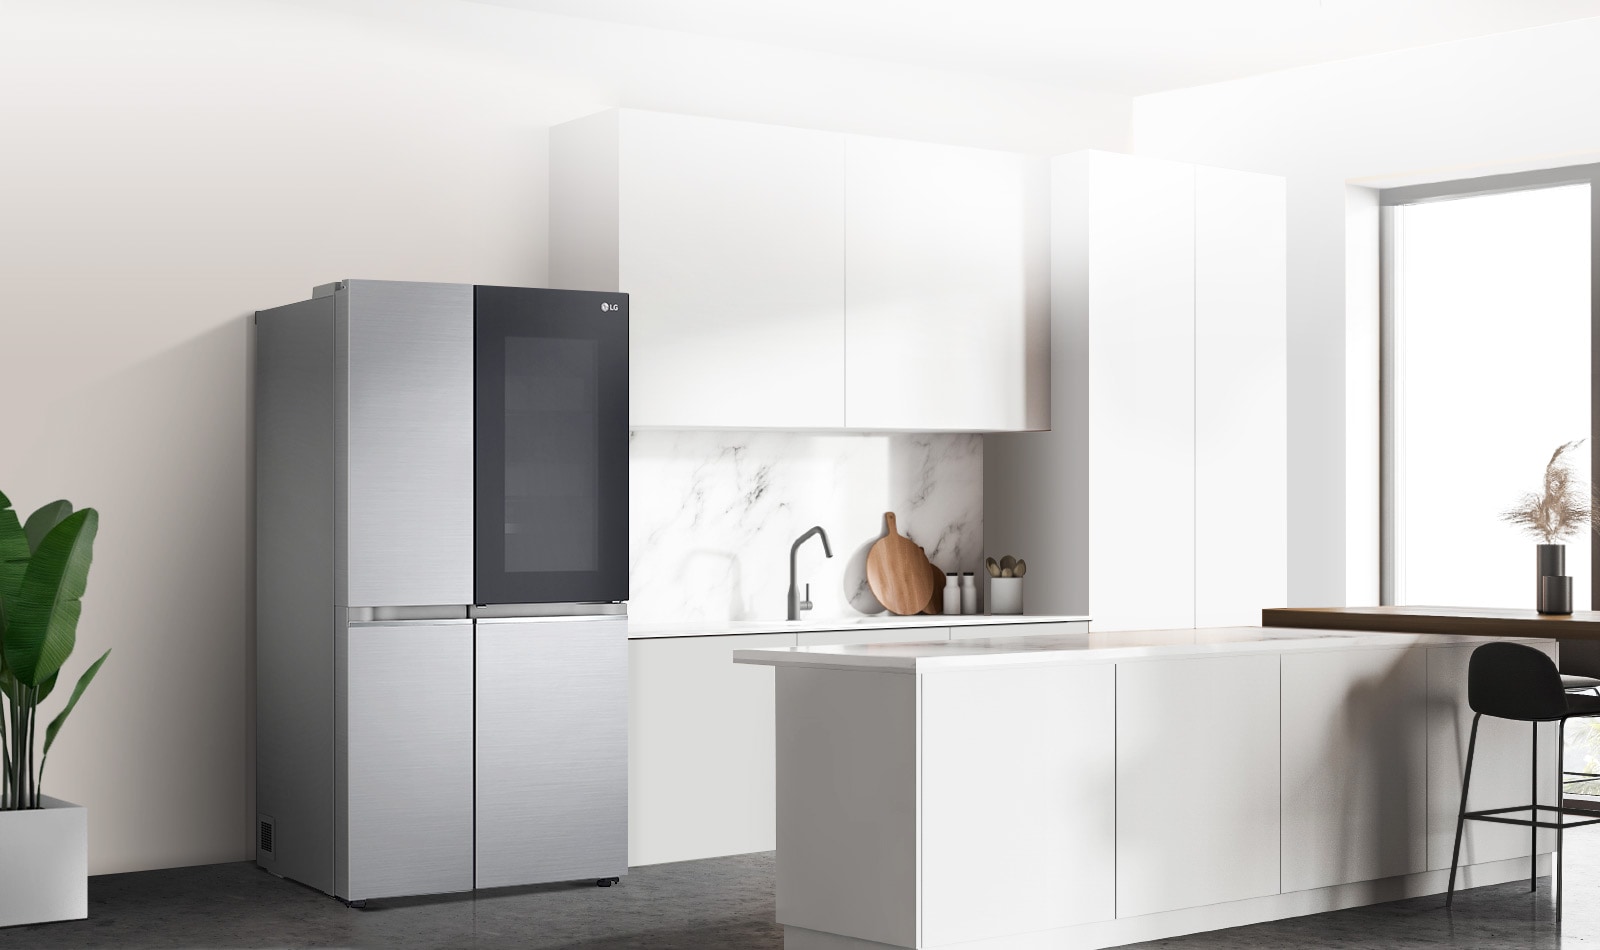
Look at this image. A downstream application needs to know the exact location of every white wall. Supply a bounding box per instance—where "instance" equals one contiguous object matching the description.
[1132,17,1600,607]
[0,0,1127,874]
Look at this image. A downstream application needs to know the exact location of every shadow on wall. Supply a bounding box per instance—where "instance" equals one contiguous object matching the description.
[12,315,258,874]
[886,434,981,572]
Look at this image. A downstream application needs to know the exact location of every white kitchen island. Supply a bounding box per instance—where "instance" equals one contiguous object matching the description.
[735,627,1562,950]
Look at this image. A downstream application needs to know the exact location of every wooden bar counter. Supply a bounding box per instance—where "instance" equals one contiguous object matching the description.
[1262,605,1600,642]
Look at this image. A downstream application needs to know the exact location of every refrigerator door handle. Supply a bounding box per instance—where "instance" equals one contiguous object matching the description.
[345,605,470,623]
[474,615,626,625]
[470,602,627,620]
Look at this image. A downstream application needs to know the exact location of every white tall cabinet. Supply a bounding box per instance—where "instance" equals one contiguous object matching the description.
[1194,166,1289,627]
[1081,154,1197,632]
[550,109,1046,432]
[985,150,1286,630]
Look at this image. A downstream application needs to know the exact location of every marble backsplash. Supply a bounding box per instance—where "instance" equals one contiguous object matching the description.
[628,431,982,622]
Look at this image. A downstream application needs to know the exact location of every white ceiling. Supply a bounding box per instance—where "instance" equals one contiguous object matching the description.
[471,0,1600,95]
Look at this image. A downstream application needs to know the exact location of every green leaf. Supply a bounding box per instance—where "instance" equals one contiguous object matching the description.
[23,501,72,555]
[42,649,108,761]
[4,509,97,688]
[34,669,58,706]
[0,491,29,634]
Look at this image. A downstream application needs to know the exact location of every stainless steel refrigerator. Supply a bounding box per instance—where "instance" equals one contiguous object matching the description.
[254,280,629,903]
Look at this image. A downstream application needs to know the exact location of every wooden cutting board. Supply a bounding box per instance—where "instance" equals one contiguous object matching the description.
[922,554,944,615]
[867,512,936,616]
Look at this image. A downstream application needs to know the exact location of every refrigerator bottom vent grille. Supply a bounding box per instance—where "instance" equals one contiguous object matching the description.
[258,816,276,858]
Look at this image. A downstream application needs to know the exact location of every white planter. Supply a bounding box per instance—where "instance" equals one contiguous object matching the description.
[0,796,87,927]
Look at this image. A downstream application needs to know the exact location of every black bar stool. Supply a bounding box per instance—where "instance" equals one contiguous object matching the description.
[1448,641,1600,917]
[1560,641,1600,788]
[1561,639,1600,694]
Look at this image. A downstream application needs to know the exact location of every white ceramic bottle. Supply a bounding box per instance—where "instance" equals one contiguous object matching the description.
[960,572,977,614]
[942,573,960,615]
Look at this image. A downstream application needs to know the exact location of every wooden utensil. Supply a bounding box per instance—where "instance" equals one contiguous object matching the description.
[922,554,944,615]
[1014,559,1027,578]
[867,513,937,616]
[985,557,1001,577]
[1000,555,1017,574]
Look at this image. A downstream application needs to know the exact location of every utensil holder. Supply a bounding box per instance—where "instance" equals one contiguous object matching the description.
[989,577,1023,615]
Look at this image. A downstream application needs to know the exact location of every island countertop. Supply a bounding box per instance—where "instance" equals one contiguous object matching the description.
[733,625,1553,673]
[627,613,1089,640]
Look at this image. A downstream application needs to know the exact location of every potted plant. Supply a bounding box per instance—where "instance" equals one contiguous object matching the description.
[0,491,110,926]
[1501,440,1592,614]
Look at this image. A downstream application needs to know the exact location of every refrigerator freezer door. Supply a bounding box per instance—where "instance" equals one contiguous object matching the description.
[341,280,474,607]
[342,620,475,900]
[474,616,628,887]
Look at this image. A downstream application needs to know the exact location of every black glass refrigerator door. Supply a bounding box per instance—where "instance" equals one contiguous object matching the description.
[475,286,628,605]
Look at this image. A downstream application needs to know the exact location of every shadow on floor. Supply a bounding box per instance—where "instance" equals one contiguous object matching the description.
[2,846,1597,949]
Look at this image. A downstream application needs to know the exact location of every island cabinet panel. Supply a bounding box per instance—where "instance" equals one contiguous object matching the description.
[628,632,795,866]
[1426,643,1559,870]
[1280,647,1428,892]
[921,664,1115,946]
[775,667,918,948]
[1115,653,1280,917]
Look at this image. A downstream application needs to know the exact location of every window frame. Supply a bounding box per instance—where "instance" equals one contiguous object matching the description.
[1379,164,1600,605]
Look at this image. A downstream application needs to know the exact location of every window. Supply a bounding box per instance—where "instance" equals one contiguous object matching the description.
[1383,175,1593,609]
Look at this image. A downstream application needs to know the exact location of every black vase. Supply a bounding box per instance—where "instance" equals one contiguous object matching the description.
[1536,543,1572,614]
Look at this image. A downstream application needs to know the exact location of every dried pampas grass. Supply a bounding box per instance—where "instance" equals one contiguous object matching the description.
[1501,440,1593,543]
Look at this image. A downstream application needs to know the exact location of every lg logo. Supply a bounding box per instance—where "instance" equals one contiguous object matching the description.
[600,302,620,312]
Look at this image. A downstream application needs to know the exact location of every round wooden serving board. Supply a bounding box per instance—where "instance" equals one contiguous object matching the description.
[866,512,937,616]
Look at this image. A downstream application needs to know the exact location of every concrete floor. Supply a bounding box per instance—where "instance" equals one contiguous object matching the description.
[0,849,1595,949]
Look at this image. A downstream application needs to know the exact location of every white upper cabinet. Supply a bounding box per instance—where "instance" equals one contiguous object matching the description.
[843,136,1048,431]
[552,109,847,429]
[550,109,1043,431]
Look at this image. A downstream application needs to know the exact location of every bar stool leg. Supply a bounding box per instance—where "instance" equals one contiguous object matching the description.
[1448,713,1482,907]
[1532,721,1539,892]
[1556,718,1566,921]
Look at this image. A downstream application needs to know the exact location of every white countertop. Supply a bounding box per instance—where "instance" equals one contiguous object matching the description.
[626,613,1090,640]
[732,626,1554,672]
